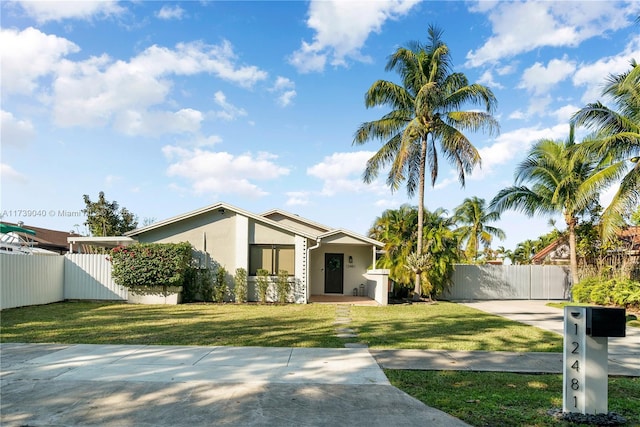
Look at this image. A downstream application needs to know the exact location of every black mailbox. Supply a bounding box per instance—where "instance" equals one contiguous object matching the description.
[586,307,626,337]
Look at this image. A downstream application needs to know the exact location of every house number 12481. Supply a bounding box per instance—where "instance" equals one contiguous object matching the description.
[563,307,587,414]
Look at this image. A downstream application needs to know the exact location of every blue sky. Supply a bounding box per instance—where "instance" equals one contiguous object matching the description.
[1,0,639,251]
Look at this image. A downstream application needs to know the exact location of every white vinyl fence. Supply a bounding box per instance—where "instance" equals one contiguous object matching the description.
[65,254,128,300]
[1,253,124,310]
[0,254,64,309]
[442,264,571,300]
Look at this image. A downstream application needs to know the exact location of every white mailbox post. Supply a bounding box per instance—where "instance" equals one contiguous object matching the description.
[563,306,626,415]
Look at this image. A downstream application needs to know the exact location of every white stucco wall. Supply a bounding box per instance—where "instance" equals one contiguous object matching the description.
[308,244,375,296]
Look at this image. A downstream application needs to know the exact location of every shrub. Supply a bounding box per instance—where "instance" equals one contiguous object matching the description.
[234,268,248,303]
[183,266,214,302]
[110,242,192,295]
[213,267,228,303]
[573,277,640,311]
[275,270,290,303]
[256,269,270,303]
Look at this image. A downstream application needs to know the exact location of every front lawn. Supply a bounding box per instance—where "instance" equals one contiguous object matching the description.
[0,302,344,348]
[386,370,640,427]
[0,301,564,352]
[352,303,563,352]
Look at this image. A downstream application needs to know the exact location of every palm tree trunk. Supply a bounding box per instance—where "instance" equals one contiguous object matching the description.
[413,136,428,301]
[566,215,579,286]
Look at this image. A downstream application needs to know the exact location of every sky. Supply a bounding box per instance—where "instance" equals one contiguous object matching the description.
[1,0,639,251]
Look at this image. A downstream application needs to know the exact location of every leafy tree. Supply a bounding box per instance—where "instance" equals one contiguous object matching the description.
[82,191,138,236]
[369,204,460,299]
[452,196,505,262]
[490,125,621,283]
[572,61,640,242]
[354,25,498,300]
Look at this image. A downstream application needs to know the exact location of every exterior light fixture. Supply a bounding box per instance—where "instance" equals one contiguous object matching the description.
[348,256,353,264]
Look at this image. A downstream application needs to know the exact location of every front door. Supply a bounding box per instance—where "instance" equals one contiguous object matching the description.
[324,253,344,294]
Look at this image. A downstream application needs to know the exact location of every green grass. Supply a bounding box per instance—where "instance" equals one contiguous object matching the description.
[0,301,345,347]
[0,301,564,352]
[386,370,640,427]
[352,302,563,352]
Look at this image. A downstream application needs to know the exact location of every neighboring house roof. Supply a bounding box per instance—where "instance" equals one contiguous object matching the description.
[2,222,81,253]
[619,226,640,250]
[124,202,383,247]
[531,239,569,265]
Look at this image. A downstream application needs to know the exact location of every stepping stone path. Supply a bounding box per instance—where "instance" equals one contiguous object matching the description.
[334,304,368,348]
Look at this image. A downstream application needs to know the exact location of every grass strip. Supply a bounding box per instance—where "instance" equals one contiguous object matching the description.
[386,370,640,427]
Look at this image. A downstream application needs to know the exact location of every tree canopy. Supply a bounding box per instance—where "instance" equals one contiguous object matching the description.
[82,191,138,236]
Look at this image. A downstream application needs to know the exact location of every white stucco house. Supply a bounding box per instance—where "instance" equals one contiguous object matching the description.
[69,202,389,305]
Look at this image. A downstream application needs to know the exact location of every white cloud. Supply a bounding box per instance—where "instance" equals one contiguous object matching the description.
[0,27,79,96]
[113,108,204,137]
[156,5,186,20]
[573,35,640,104]
[12,0,124,23]
[477,70,504,89]
[307,151,386,196]
[269,76,297,107]
[289,0,420,73]
[466,1,638,67]
[47,39,266,135]
[285,191,311,206]
[553,104,581,123]
[163,146,289,197]
[472,123,569,179]
[1,163,27,183]
[211,91,247,121]
[509,110,525,120]
[1,110,36,147]
[518,56,576,95]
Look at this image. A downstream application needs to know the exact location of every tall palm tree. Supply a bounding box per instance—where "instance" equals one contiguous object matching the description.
[490,125,623,284]
[572,61,640,242]
[453,196,505,262]
[354,25,499,300]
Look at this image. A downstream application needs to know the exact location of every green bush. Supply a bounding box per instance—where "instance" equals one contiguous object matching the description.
[213,267,228,303]
[276,270,290,303]
[183,266,214,302]
[110,242,192,295]
[572,277,640,310]
[256,269,270,303]
[234,268,248,303]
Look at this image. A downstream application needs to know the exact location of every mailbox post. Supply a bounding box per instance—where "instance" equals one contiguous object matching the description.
[563,306,626,415]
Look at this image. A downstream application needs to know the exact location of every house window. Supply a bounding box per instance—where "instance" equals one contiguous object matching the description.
[249,245,295,275]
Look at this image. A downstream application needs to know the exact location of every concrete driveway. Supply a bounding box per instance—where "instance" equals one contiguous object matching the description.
[1,343,469,427]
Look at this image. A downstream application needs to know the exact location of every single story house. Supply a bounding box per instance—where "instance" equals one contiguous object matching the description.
[69,202,389,305]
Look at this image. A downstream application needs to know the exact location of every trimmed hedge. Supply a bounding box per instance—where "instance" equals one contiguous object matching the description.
[110,242,193,292]
[572,277,640,311]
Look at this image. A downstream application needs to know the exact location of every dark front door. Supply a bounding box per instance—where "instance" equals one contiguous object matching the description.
[324,253,344,293]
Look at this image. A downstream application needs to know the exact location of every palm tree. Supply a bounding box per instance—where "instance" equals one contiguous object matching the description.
[453,196,505,262]
[490,125,622,284]
[513,239,537,265]
[369,204,460,298]
[354,25,499,300]
[368,204,417,287]
[572,61,640,242]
